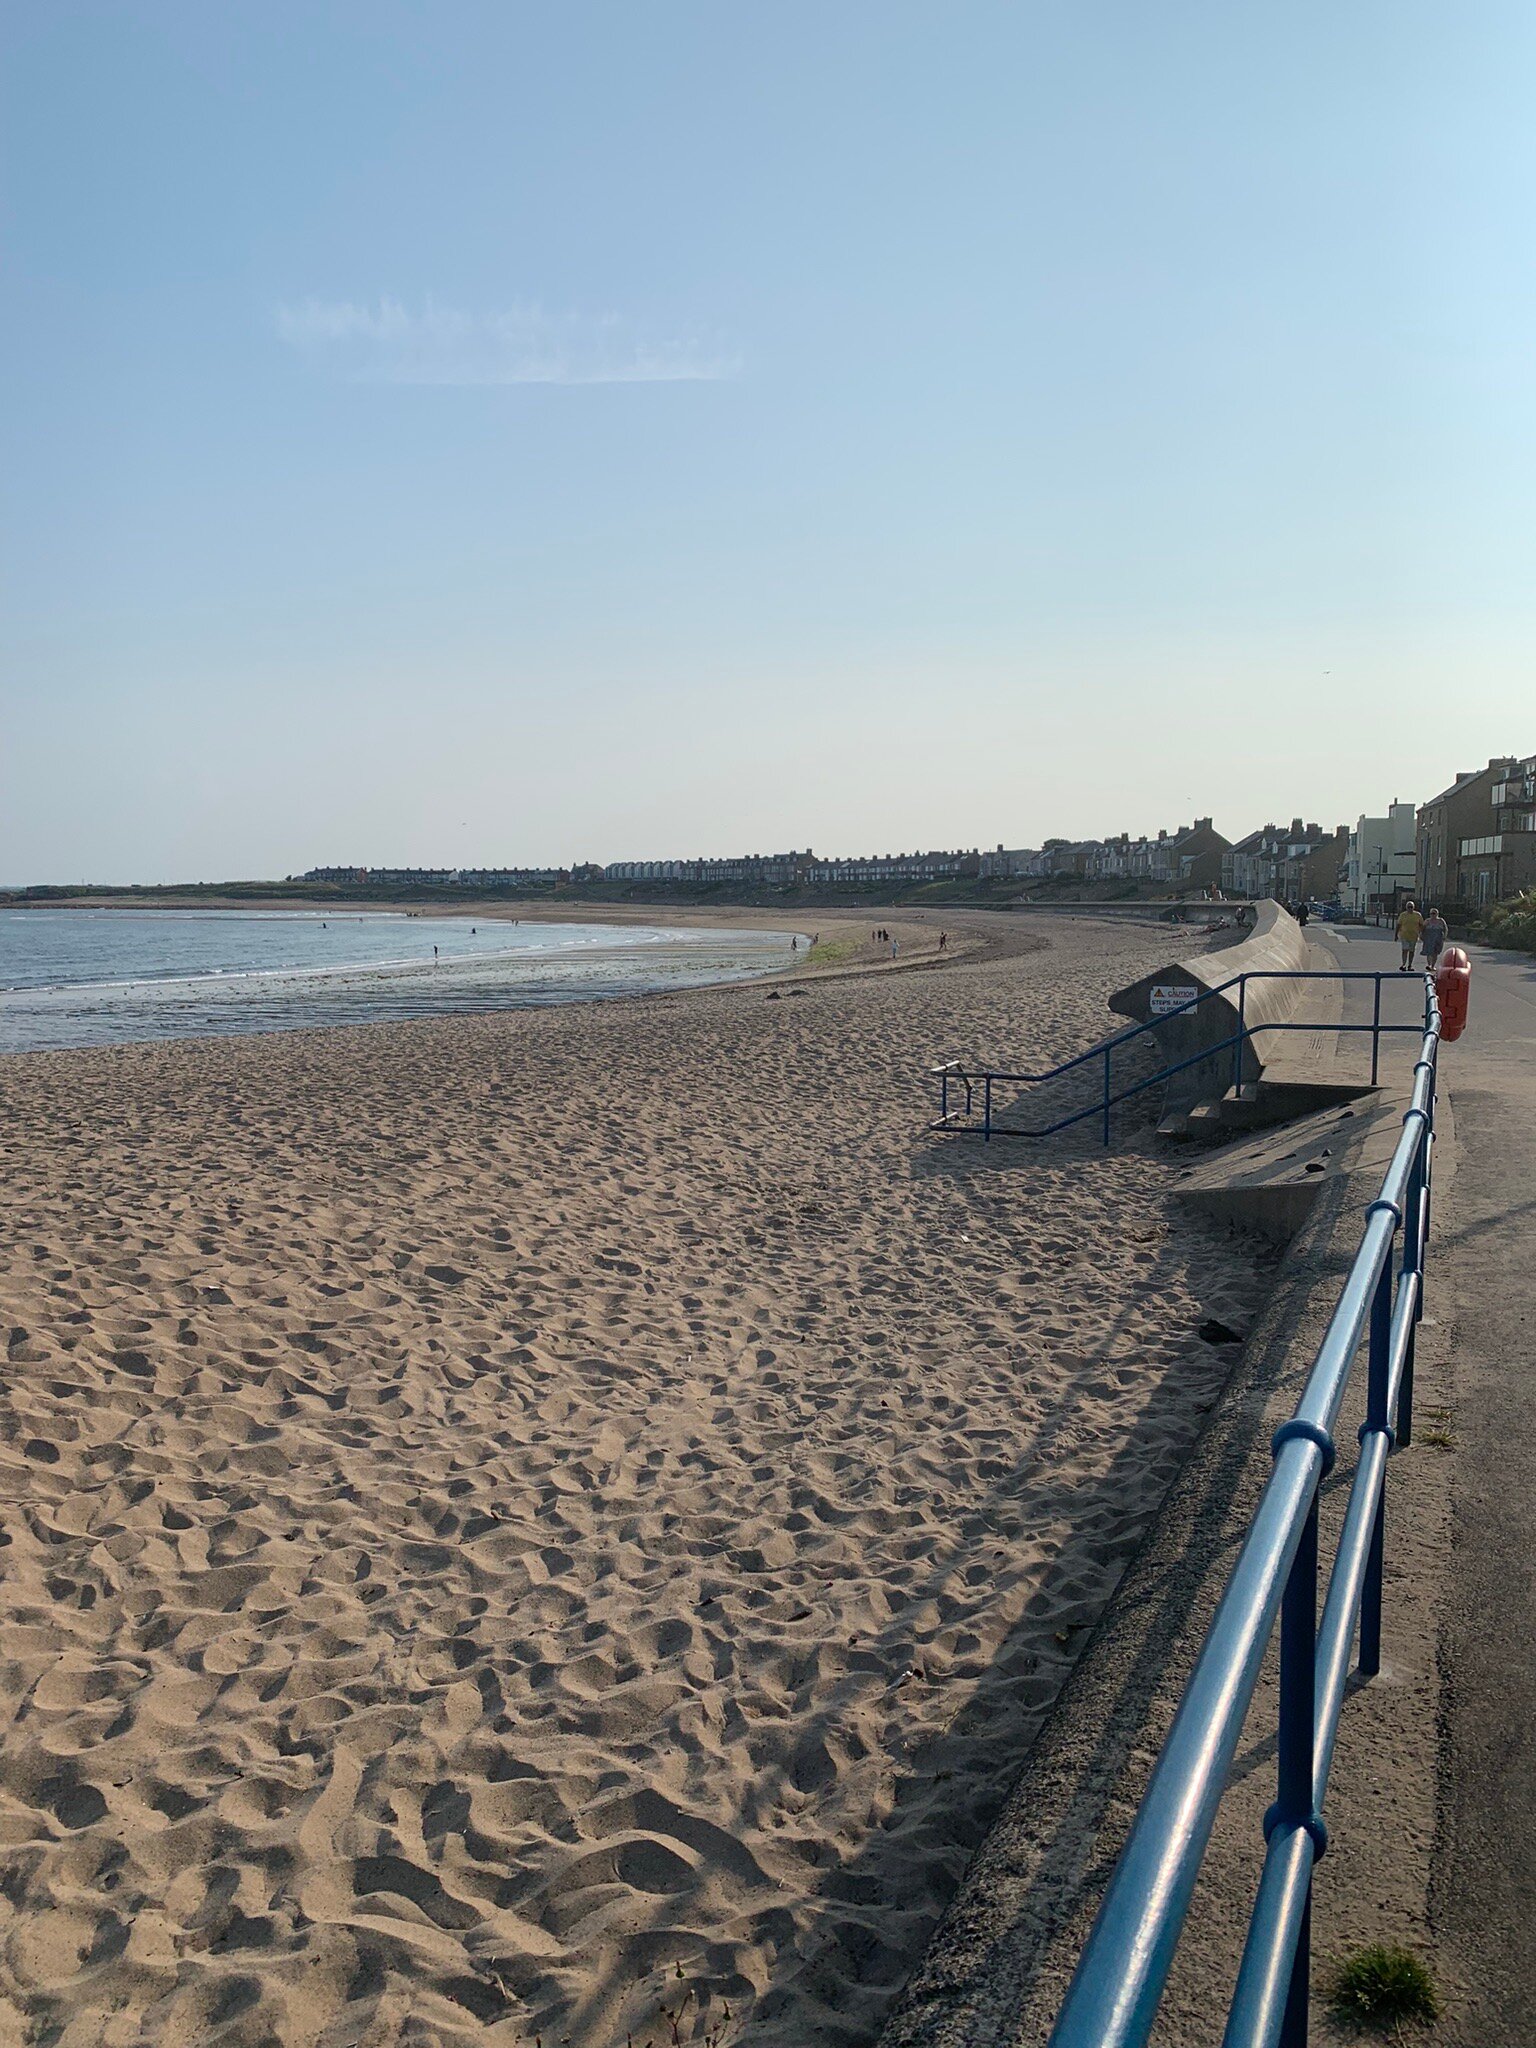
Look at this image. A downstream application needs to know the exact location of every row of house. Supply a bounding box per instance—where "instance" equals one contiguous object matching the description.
[984,817,1352,907]
[603,851,808,887]
[1221,821,1350,906]
[300,866,567,888]
[604,848,983,887]
[303,761,1536,912]
[981,819,1230,889]
[307,851,983,891]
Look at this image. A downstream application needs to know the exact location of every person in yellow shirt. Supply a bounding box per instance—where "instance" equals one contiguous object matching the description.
[1396,900,1424,971]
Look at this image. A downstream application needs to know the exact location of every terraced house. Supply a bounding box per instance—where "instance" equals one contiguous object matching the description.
[1221,820,1348,903]
[1417,753,1536,909]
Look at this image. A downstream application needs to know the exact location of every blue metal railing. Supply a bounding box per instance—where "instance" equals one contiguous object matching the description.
[1045,977,1439,2048]
[930,971,1421,1144]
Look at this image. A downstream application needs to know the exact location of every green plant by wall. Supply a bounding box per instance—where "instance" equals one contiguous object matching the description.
[1477,889,1536,953]
[1328,1944,1440,2031]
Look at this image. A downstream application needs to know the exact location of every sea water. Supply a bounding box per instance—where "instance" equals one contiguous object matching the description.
[0,908,803,1054]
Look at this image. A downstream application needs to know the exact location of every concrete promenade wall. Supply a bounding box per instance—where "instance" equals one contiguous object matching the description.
[1106,899,1312,1107]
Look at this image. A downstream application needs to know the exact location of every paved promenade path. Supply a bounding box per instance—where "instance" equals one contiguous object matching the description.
[1318,923,1536,2041]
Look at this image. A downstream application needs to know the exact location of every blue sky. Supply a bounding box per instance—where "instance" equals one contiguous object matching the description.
[4,2,1534,882]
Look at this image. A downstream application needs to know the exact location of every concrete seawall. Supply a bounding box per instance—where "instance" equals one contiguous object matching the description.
[1106,899,1313,1111]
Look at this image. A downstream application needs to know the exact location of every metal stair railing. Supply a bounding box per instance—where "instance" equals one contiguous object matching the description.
[930,970,1424,1144]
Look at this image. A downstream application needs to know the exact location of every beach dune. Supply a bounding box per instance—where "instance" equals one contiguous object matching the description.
[0,916,1264,2046]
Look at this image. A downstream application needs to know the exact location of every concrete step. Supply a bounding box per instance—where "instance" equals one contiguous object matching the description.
[1158,1076,1376,1140]
[1172,1095,1404,1242]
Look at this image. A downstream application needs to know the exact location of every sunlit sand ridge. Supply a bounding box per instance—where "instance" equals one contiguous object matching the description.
[0,919,1263,2046]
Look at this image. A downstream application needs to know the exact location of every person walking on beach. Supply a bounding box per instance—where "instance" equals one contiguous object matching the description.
[938,931,947,951]
[1396,900,1423,971]
[1421,905,1448,970]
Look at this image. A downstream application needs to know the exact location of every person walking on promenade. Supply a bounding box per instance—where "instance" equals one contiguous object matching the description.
[1296,901,1310,928]
[1421,905,1448,970]
[1396,899,1424,971]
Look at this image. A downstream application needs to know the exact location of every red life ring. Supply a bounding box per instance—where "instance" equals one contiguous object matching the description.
[1434,946,1471,1042]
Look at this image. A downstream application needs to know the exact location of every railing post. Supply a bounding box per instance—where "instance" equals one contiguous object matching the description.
[1370,975,1382,1087]
[1418,1051,1435,1307]
[1233,977,1247,1096]
[983,1074,992,1144]
[1359,1262,1394,1676]
[1283,1892,1313,2048]
[1102,1045,1111,1146]
[1276,1500,1320,2048]
[1398,1140,1425,1451]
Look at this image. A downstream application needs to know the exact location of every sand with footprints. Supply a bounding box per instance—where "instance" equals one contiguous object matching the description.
[0,914,1264,2046]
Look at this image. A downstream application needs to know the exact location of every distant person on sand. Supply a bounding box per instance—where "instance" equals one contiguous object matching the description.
[791,936,798,952]
[1421,906,1448,969]
[1396,900,1423,971]
[433,944,439,963]
[890,937,899,959]
[938,931,947,951]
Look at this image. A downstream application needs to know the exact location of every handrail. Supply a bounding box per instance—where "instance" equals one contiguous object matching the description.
[930,971,1424,1143]
[1046,976,1440,2048]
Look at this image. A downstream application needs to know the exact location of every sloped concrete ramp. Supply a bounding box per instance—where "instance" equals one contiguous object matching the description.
[1171,1096,1403,1242]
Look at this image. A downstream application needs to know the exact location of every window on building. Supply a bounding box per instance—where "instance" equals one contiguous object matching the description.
[1477,869,1493,905]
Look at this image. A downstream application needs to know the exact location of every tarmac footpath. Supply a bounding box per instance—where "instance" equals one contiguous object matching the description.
[1277,921,1536,2043]
[1418,935,1536,2044]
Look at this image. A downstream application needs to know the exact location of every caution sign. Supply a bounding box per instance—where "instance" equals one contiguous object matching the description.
[1150,983,1201,1016]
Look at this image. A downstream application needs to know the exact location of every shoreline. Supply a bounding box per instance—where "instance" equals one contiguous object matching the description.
[0,905,1028,1061]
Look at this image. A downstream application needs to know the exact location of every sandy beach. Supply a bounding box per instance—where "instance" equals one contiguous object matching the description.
[0,914,1267,2047]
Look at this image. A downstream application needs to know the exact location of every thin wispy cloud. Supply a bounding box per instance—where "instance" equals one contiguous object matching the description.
[274,296,740,386]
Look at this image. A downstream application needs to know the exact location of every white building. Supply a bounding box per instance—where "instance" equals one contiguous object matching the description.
[1344,802,1417,917]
